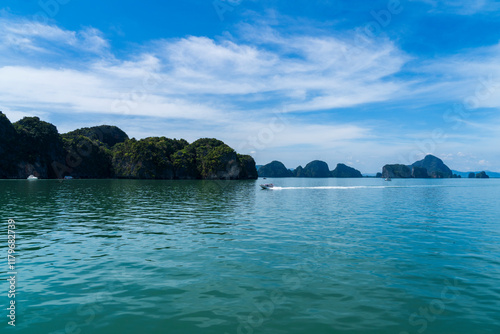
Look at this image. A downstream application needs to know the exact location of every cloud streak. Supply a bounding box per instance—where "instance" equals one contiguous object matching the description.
[0,18,109,56]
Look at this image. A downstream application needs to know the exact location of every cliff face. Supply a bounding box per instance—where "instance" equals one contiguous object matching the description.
[382,164,411,178]
[13,116,65,179]
[258,161,293,177]
[411,166,429,178]
[62,136,114,179]
[0,113,258,180]
[412,155,452,178]
[237,154,258,179]
[0,112,19,178]
[330,163,362,178]
[294,160,330,177]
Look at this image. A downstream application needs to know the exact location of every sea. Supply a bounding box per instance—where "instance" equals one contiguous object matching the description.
[1,178,499,334]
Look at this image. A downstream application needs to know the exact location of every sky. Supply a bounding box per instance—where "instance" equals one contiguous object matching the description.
[1,0,500,173]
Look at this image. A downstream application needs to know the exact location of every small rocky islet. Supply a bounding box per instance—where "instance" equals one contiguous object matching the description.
[258,160,365,178]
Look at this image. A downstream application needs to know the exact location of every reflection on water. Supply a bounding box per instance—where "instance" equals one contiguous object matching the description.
[0,178,499,334]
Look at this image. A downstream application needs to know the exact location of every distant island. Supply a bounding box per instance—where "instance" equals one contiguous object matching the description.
[382,155,455,178]
[380,155,491,178]
[0,112,257,180]
[258,160,363,178]
[258,155,492,179]
[453,170,496,178]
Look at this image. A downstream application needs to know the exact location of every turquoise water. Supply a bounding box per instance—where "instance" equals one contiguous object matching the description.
[1,178,500,334]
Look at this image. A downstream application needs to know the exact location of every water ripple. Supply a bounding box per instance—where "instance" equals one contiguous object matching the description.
[1,179,499,333]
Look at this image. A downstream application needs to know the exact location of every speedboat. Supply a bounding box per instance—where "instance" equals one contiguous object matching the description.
[260,183,274,189]
[385,177,392,181]
[27,175,38,180]
[64,176,73,180]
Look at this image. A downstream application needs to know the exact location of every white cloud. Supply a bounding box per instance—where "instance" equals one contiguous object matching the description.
[402,42,500,111]
[0,65,223,120]
[0,16,412,123]
[0,17,109,55]
[153,31,409,111]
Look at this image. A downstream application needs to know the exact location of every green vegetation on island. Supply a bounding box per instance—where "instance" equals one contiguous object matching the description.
[0,112,257,180]
[63,125,129,148]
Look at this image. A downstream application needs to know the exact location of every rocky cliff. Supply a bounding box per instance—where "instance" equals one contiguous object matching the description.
[411,166,429,178]
[62,135,114,179]
[0,112,18,178]
[13,116,66,179]
[237,154,259,179]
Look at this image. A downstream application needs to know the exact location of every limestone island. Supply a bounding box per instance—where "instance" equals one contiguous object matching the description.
[0,112,257,180]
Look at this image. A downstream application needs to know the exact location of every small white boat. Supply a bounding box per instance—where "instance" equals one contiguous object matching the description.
[64,176,73,180]
[385,177,392,181]
[27,175,38,180]
[260,183,274,189]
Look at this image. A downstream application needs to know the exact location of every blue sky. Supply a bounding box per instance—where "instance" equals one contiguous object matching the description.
[1,0,500,173]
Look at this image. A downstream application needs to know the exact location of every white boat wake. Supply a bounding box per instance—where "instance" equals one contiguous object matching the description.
[270,185,451,190]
